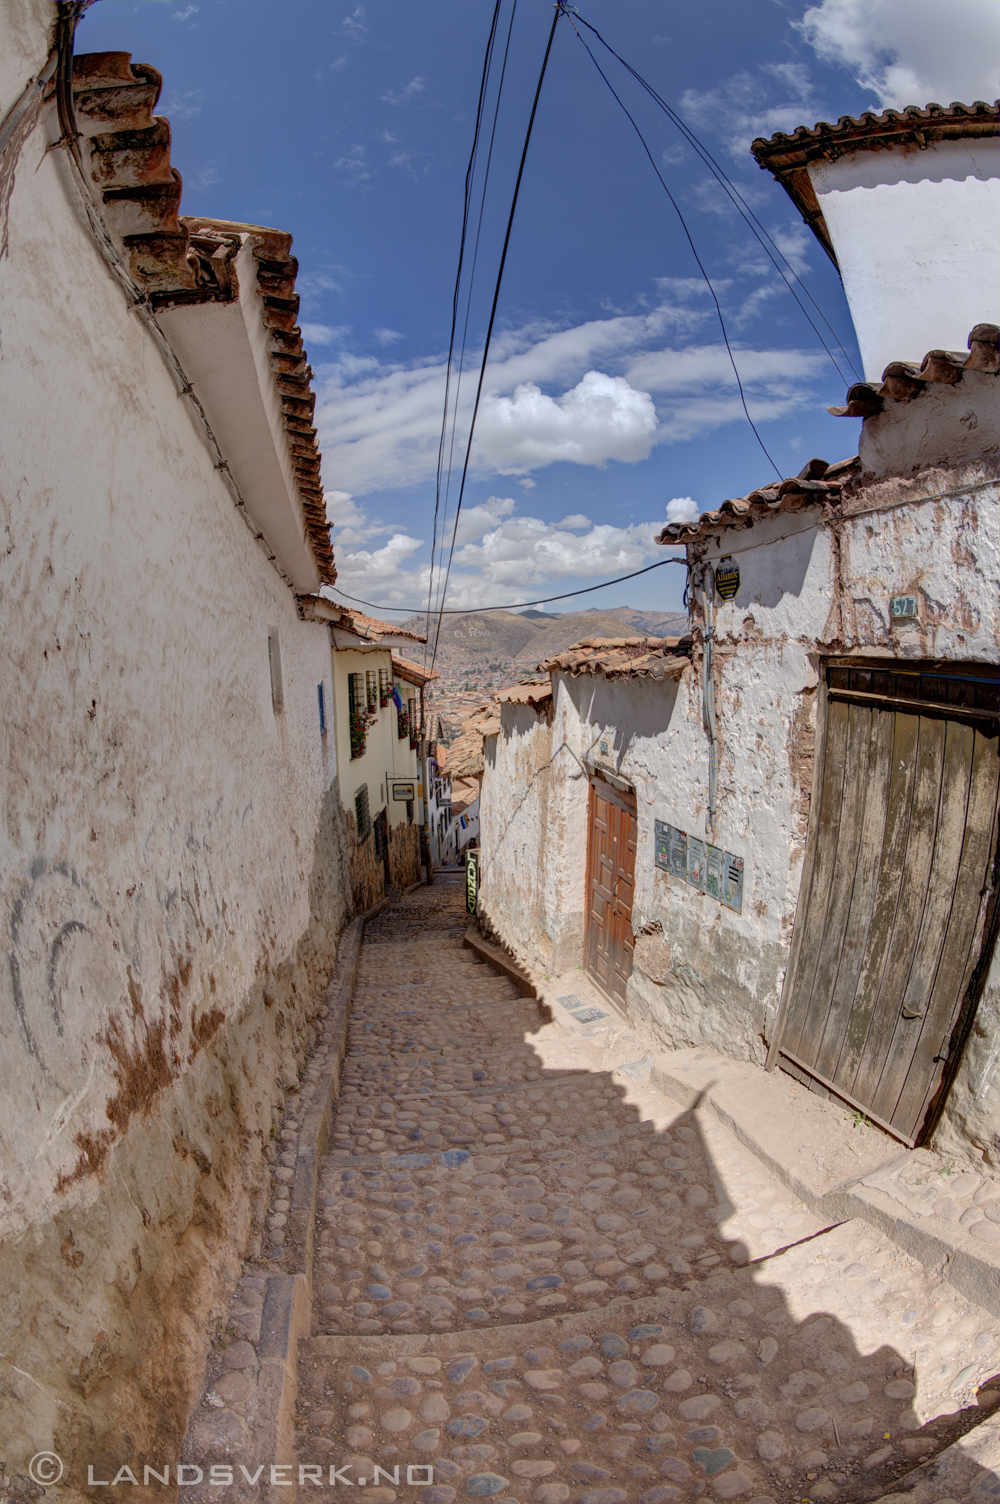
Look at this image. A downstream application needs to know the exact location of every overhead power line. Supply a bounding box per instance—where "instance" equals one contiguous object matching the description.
[568,7,860,384]
[424,0,504,662]
[562,8,782,480]
[331,553,687,618]
[429,1,565,672]
[428,0,519,663]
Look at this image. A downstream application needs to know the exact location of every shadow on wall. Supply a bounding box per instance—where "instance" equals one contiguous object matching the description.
[1,778,354,1494]
[568,672,685,761]
[301,905,998,1504]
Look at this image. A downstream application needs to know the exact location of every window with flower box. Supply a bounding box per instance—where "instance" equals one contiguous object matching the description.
[378,667,391,707]
[348,672,374,760]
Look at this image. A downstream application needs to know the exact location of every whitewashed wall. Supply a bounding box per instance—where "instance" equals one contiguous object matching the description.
[809,138,1000,381]
[480,458,998,1092]
[0,3,350,1476]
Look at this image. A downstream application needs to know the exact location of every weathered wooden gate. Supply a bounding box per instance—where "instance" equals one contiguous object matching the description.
[768,661,1000,1144]
[584,776,637,1006]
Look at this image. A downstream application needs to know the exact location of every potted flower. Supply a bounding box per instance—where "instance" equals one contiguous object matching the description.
[350,704,377,759]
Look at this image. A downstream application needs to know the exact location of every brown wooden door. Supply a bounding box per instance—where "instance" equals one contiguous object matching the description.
[584,777,637,1005]
[769,664,999,1145]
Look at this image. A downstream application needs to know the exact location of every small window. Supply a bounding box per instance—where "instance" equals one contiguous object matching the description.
[268,631,284,711]
[355,784,371,843]
[366,669,378,711]
[317,682,326,734]
[406,798,414,825]
[378,667,391,706]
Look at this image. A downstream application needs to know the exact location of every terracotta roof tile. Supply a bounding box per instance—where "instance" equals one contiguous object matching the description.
[71,52,336,585]
[331,606,426,644]
[539,636,692,679]
[658,322,997,546]
[391,655,438,687]
[656,456,859,545]
[495,681,553,705]
[751,101,999,265]
[827,324,999,416]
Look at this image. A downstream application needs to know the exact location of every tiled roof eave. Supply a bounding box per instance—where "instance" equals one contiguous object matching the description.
[70,53,336,588]
[659,326,998,545]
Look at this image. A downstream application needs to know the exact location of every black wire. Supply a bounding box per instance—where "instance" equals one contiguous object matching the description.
[432,0,518,641]
[330,553,687,617]
[570,8,860,384]
[563,12,782,480]
[430,2,564,672]
[424,0,503,659]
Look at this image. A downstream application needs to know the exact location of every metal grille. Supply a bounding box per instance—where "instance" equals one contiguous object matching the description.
[354,784,371,843]
[366,670,378,711]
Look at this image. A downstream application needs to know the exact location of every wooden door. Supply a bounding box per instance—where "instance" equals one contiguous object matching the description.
[584,777,638,1005]
[768,663,999,1145]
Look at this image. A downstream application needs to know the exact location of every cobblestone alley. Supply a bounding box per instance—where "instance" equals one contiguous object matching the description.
[197,882,999,1504]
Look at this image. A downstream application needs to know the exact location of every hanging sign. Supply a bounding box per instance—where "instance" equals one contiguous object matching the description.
[465,849,479,916]
[390,779,416,802]
[714,556,740,601]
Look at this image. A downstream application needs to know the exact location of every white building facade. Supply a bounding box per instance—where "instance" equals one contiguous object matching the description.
[1,8,352,1479]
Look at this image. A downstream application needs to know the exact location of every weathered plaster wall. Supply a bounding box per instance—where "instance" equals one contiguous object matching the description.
[479,457,997,1087]
[477,702,586,975]
[1,24,351,1487]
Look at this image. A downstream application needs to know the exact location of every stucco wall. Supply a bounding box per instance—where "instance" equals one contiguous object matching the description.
[479,452,998,1104]
[478,702,585,974]
[1,19,350,1483]
[808,138,1000,381]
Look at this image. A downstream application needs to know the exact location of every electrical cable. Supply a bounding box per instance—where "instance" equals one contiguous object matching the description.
[568,8,860,384]
[329,552,686,617]
[562,9,782,480]
[425,0,504,660]
[429,2,564,672]
[431,0,518,648]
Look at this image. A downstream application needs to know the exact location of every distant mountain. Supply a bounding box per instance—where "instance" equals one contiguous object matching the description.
[513,609,689,667]
[400,606,689,676]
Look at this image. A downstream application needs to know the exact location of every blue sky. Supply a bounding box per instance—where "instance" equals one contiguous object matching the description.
[79,0,999,615]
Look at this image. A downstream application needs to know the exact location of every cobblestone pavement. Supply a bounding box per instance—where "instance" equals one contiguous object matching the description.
[293,884,999,1504]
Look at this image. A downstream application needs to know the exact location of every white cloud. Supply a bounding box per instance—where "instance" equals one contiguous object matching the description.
[680,62,821,155]
[382,77,425,106]
[301,322,349,348]
[375,327,403,346]
[797,0,1000,109]
[666,496,700,525]
[451,496,516,547]
[334,145,371,182]
[453,514,664,588]
[325,492,669,612]
[474,372,658,475]
[340,5,367,40]
[314,303,827,495]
